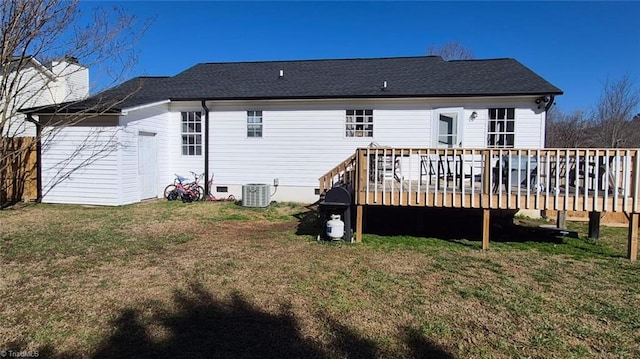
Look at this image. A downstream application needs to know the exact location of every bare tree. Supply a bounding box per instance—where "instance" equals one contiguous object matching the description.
[628,113,640,147]
[591,74,640,148]
[545,108,590,147]
[0,0,147,205]
[427,41,475,60]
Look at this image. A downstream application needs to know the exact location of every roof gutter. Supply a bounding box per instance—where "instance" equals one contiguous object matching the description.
[171,92,563,102]
[121,99,171,115]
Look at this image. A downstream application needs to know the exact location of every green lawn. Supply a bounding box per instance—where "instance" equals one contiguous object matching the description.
[0,201,638,358]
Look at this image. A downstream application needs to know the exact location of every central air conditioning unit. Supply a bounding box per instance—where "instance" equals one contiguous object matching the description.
[242,184,271,207]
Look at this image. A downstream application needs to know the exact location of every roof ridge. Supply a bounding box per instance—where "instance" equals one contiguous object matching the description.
[447,58,514,62]
[135,76,171,79]
[195,55,445,66]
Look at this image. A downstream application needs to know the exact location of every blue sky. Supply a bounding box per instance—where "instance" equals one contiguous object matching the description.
[84,1,640,114]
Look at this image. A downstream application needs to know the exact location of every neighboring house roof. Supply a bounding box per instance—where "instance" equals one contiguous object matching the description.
[23,55,563,114]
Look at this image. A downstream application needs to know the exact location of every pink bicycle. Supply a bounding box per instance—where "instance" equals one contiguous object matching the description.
[164,172,205,202]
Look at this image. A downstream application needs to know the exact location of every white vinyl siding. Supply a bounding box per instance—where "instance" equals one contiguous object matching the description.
[41,104,172,206]
[461,108,487,147]
[39,97,547,205]
[4,59,89,138]
[119,104,172,203]
[41,126,121,205]
[515,108,545,148]
[50,61,89,102]
[207,100,431,190]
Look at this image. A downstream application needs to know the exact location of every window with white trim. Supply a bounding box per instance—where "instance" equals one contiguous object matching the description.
[345,109,373,137]
[181,111,202,155]
[487,108,515,148]
[247,110,263,137]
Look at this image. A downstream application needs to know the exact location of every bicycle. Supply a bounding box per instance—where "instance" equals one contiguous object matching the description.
[164,172,205,202]
[204,173,236,202]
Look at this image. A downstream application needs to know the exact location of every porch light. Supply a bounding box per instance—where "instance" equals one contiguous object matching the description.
[470,111,478,120]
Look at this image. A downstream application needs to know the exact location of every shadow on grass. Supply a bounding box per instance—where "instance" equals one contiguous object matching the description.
[403,327,457,359]
[361,206,625,258]
[294,206,321,236]
[34,282,453,358]
[365,206,576,243]
[294,205,576,250]
[92,283,323,359]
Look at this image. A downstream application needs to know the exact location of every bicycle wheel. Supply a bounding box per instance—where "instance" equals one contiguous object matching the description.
[164,184,177,200]
[193,185,205,201]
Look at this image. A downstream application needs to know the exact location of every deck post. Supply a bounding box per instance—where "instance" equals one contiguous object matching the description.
[482,209,490,250]
[357,149,368,203]
[628,212,638,261]
[355,205,363,243]
[588,211,601,240]
[557,210,567,229]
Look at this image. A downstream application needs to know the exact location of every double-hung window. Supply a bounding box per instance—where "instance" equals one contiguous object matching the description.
[487,108,515,148]
[346,109,373,137]
[181,111,202,155]
[247,110,263,138]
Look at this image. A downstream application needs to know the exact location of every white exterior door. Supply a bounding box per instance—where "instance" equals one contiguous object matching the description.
[434,108,463,148]
[138,132,157,199]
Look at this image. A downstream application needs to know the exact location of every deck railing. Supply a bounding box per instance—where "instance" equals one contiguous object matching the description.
[320,147,640,213]
[319,152,358,194]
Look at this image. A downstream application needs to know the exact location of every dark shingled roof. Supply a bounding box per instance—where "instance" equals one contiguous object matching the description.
[24,56,562,113]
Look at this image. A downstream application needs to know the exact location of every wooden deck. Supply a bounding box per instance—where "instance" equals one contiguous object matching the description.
[319,147,640,260]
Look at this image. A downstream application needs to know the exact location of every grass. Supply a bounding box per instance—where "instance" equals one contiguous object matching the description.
[0,200,639,358]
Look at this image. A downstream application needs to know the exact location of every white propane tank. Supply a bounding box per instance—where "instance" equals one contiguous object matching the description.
[326,214,345,240]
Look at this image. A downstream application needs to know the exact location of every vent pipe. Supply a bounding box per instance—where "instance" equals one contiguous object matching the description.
[279,69,284,78]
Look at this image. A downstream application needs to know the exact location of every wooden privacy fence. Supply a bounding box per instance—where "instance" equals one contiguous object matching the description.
[0,137,37,205]
[319,147,640,259]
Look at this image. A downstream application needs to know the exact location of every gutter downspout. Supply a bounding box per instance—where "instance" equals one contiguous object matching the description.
[545,95,556,112]
[25,114,42,202]
[542,95,557,147]
[201,100,210,198]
